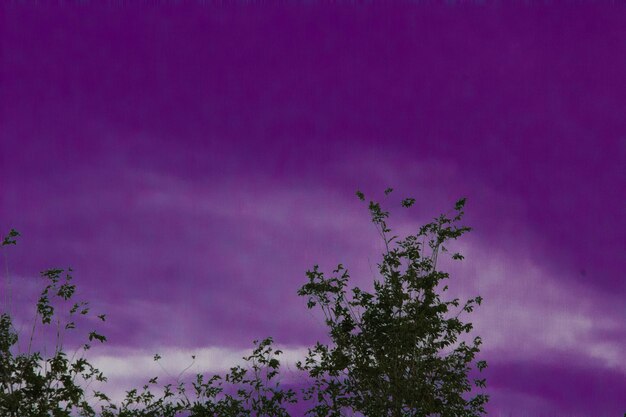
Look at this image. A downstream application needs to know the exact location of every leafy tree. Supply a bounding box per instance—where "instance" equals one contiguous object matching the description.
[297,190,488,417]
[0,230,108,417]
[1,190,488,417]
[0,229,296,417]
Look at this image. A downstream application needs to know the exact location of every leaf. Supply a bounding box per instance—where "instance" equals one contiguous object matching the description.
[269,358,280,369]
[2,228,20,245]
[88,331,107,343]
[474,378,487,388]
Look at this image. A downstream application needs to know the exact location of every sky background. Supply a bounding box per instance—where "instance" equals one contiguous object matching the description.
[1,3,625,416]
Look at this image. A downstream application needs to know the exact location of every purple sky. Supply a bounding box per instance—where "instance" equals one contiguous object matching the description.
[1,3,625,416]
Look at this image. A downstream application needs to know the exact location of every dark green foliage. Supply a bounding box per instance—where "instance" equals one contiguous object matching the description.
[297,191,488,417]
[0,227,298,416]
[1,229,20,246]
[0,251,107,417]
[0,190,488,417]
[93,337,296,417]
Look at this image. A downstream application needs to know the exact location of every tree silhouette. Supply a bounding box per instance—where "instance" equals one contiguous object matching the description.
[297,190,488,417]
[0,190,488,416]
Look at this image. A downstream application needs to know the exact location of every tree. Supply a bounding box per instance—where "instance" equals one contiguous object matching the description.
[0,229,297,417]
[1,189,489,417]
[297,190,488,417]
[0,229,108,417]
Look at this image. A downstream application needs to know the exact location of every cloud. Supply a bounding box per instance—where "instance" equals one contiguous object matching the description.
[88,343,309,380]
[81,343,310,405]
[423,238,625,376]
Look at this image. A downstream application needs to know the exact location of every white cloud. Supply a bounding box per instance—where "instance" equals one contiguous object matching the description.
[451,242,626,373]
[88,344,309,380]
[127,169,367,235]
[79,343,310,405]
